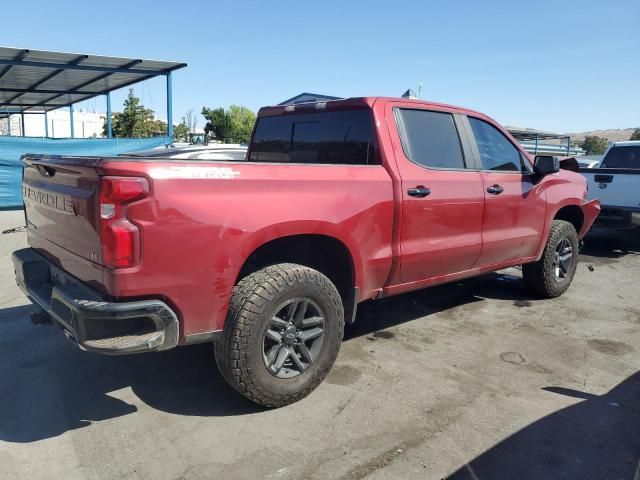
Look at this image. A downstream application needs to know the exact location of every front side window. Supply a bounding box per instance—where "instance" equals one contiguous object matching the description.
[468,117,524,172]
[395,109,466,169]
[249,109,377,165]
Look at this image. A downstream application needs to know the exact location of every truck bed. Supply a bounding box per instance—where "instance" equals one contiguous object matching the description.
[21,154,396,338]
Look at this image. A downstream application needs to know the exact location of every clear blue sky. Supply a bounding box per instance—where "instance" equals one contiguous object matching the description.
[2,0,638,132]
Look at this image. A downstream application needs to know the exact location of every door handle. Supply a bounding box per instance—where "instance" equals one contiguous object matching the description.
[486,184,504,195]
[594,175,613,183]
[407,186,431,198]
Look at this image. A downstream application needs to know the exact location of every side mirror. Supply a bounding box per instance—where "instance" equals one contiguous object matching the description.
[534,155,560,175]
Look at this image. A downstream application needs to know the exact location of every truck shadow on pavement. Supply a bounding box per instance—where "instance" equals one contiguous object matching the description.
[0,270,624,448]
[0,272,533,443]
[445,371,640,480]
[345,270,541,340]
[581,227,640,261]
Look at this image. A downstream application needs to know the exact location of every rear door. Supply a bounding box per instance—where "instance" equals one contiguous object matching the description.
[389,105,485,283]
[464,116,546,266]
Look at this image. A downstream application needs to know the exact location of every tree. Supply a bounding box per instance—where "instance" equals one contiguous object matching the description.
[630,128,640,141]
[227,105,255,143]
[201,107,229,141]
[149,118,167,136]
[184,109,197,133]
[103,89,167,138]
[581,135,608,155]
[201,105,256,143]
[174,120,189,142]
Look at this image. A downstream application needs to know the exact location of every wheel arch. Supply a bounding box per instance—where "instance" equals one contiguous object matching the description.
[534,200,585,260]
[553,204,585,235]
[236,230,360,324]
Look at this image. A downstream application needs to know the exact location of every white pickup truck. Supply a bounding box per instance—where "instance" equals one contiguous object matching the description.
[582,141,640,228]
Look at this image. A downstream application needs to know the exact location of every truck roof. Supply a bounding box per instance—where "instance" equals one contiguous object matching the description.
[258,96,487,119]
[611,140,640,147]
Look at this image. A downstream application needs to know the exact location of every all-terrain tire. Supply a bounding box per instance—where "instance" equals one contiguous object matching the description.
[523,220,579,298]
[214,263,344,408]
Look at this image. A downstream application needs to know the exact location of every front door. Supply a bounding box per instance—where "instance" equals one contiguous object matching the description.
[465,116,546,266]
[390,106,485,284]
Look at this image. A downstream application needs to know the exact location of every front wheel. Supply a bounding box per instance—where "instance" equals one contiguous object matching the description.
[214,263,344,408]
[523,220,579,298]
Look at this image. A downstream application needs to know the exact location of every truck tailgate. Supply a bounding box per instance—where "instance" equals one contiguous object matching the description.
[22,156,104,274]
[583,168,640,209]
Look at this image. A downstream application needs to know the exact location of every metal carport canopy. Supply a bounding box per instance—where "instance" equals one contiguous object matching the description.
[0,46,186,113]
[0,46,186,138]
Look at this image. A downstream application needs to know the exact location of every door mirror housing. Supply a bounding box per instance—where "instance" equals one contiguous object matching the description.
[534,155,560,176]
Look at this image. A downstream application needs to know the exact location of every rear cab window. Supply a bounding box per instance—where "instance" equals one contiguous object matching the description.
[600,146,640,169]
[394,108,466,169]
[249,109,378,165]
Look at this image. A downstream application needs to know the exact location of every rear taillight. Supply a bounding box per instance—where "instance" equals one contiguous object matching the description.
[99,176,149,268]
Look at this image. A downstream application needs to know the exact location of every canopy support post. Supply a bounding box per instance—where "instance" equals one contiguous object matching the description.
[106,92,112,138]
[166,71,173,140]
[44,112,49,138]
[69,104,74,138]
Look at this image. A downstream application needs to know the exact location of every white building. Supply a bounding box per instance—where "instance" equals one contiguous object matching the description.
[0,110,106,138]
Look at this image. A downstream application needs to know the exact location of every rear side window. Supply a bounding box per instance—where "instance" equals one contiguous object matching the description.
[249,109,378,165]
[601,146,640,169]
[468,117,524,172]
[395,109,465,169]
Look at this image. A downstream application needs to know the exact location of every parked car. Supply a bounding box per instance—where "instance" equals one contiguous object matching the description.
[13,97,600,407]
[581,141,640,229]
[576,155,603,169]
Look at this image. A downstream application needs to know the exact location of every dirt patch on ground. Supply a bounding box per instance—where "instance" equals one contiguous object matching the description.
[587,339,634,356]
[500,352,526,365]
[325,364,362,386]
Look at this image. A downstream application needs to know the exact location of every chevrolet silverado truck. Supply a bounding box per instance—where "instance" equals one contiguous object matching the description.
[581,141,640,229]
[12,97,600,407]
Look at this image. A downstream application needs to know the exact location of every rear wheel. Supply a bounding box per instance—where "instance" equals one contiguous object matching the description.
[523,220,579,298]
[214,263,344,407]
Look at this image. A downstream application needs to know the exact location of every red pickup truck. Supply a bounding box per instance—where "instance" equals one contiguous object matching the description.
[13,97,600,407]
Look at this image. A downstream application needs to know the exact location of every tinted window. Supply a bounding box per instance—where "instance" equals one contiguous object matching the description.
[396,109,465,169]
[468,117,524,172]
[249,109,377,165]
[601,146,640,169]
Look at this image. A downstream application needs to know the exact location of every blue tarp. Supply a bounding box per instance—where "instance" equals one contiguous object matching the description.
[0,136,169,208]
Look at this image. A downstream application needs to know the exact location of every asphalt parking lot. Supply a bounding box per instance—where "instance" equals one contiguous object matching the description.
[1,208,638,480]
